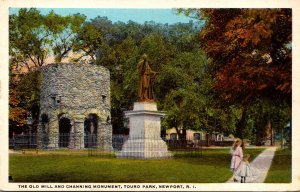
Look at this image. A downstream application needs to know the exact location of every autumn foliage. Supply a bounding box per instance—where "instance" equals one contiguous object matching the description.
[9,88,27,126]
[199,9,291,104]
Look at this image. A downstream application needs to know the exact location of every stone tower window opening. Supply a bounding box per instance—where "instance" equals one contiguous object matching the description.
[102,95,106,104]
[84,114,99,148]
[50,94,61,107]
[59,117,72,148]
[56,96,61,107]
[56,97,61,104]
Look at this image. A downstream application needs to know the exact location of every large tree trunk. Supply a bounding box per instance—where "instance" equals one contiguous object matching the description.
[270,121,274,146]
[255,119,272,146]
[174,127,186,140]
[174,119,187,149]
[235,108,247,141]
[174,118,187,141]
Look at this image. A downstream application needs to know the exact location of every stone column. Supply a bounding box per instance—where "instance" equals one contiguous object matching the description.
[103,123,113,150]
[68,122,75,149]
[36,124,43,149]
[97,122,104,149]
[97,122,112,150]
[37,119,44,149]
[73,115,85,149]
[48,118,59,149]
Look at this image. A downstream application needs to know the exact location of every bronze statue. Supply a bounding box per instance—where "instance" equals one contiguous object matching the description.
[137,54,157,102]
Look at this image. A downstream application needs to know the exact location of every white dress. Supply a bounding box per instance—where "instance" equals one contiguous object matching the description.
[236,161,259,182]
[230,146,243,170]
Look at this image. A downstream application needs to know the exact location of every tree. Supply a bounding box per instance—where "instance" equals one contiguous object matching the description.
[178,9,292,140]
[9,8,47,71]
[200,9,291,104]
[9,8,86,71]
[139,34,173,71]
[9,62,41,134]
[9,83,27,127]
[158,51,210,139]
[248,99,291,145]
[109,37,140,132]
[73,23,104,63]
[49,12,86,62]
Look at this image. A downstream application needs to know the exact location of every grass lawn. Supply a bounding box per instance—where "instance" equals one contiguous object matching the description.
[9,148,265,183]
[264,148,291,183]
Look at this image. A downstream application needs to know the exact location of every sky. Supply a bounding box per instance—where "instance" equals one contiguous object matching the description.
[9,8,199,24]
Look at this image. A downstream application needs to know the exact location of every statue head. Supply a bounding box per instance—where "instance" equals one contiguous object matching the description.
[142,54,148,60]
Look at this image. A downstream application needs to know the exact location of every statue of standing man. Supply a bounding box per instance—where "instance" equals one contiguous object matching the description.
[137,54,157,102]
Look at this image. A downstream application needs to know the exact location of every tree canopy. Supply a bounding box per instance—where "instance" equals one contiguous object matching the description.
[9,8,86,71]
[178,8,291,140]
[181,9,291,105]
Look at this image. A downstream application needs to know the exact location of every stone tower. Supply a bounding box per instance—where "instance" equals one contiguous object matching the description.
[37,63,112,150]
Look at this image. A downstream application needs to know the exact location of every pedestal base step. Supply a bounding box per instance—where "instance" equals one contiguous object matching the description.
[117,139,173,159]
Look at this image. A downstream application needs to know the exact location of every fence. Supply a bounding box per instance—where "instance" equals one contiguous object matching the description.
[9,134,37,149]
[89,135,204,158]
[9,133,101,150]
[9,133,233,158]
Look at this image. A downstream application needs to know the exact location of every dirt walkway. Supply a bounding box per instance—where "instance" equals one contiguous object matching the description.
[227,147,277,183]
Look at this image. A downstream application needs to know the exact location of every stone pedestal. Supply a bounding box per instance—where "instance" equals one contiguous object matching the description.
[117,102,172,159]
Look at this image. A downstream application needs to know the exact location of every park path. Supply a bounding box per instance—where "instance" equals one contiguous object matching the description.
[226,147,277,183]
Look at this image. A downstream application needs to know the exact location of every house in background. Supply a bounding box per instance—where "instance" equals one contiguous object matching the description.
[165,128,227,142]
[165,128,206,141]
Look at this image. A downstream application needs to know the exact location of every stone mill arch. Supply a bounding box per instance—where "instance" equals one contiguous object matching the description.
[58,114,73,148]
[84,114,99,148]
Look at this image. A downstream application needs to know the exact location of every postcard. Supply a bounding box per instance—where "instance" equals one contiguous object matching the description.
[0,0,299,191]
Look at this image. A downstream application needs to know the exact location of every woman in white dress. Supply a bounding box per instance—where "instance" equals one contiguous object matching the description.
[230,138,243,182]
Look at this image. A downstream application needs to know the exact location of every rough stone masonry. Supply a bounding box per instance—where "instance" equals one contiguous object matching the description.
[37,63,112,150]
